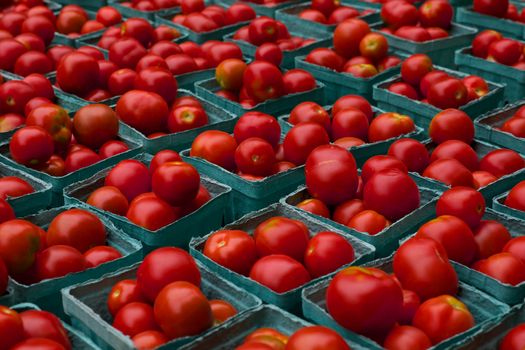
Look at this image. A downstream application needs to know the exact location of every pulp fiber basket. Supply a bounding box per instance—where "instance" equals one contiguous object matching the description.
[493,188,525,221]
[457,4,525,40]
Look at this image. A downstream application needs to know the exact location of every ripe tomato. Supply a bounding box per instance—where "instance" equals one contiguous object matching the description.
[25,104,71,151]
[430,140,479,172]
[502,116,525,138]
[289,102,330,132]
[283,123,330,165]
[399,289,420,325]
[0,177,33,200]
[204,230,257,276]
[56,52,99,96]
[243,61,284,102]
[361,155,408,184]
[381,0,419,29]
[108,69,137,96]
[393,237,458,300]
[113,302,158,337]
[326,266,403,338]
[296,199,330,218]
[96,6,122,26]
[0,219,40,274]
[427,78,468,109]
[463,75,489,101]
[137,247,201,302]
[36,245,85,280]
[134,67,178,106]
[107,279,147,317]
[347,210,389,235]
[333,199,365,225]
[10,126,54,167]
[117,90,169,136]
[474,252,525,286]
[359,33,388,62]
[0,306,25,350]
[234,112,281,148]
[304,231,355,278]
[413,295,475,344]
[255,43,283,67]
[149,150,182,174]
[503,237,525,265]
[210,299,237,325]
[422,158,474,187]
[506,181,525,211]
[105,160,151,202]
[126,193,177,231]
[0,113,25,132]
[436,186,485,228]
[21,16,55,46]
[387,82,419,100]
[420,71,449,98]
[283,69,316,94]
[416,215,477,265]
[332,95,373,121]
[152,162,200,206]
[305,145,358,205]
[248,17,278,45]
[83,246,122,268]
[46,209,106,253]
[72,104,120,150]
[473,170,497,189]
[305,48,345,72]
[64,147,102,174]
[235,138,276,177]
[249,254,311,293]
[191,130,238,171]
[99,140,129,159]
[254,216,309,262]
[10,338,67,350]
[19,310,71,350]
[0,81,36,115]
[474,220,511,260]
[0,39,27,72]
[216,58,247,92]
[387,138,429,173]
[331,108,369,141]
[500,324,525,350]
[401,54,433,86]
[368,113,415,143]
[480,149,524,178]
[489,39,521,65]
[132,330,168,350]
[333,19,370,59]
[383,325,432,350]
[286,326,350,350]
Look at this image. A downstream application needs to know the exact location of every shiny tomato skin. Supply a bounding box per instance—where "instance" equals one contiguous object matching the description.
[0,199,15,226]
[116,90,169,135]
[126,193,177,231]
[506,181,525,211]
[393,237,458,300]
[0,306,25,350]
[480,149,525,178]
[210,299,237,325]
[113,302,158,337]
[10,338,66,350]
[235,138,276,177]
[361,155,408,184]
[399,289,421,325]
[56,52,99,96]
[500,324,525,350]
[333,199,365,225]
[427,78,468,109]
[14,51,53,77]
[105,160,151,202]
[473,170,497,189]
[46,209,106,253]
[108,68,137,96]
[19,310,71,350]
[288,102,330,132]
[154,281,212,339]
[168,105,208,133]
[243,61,284,102]
[248,17,279,45]
[474,220,511,260]
[387,82,419,99]
[0,219,40,274]
[430,140,479,172]
[21,16,55,46]
[503,237,525,265]
[0,177,34,199]
[149,150,182,174]
[73,104,119,150]
[99,140,129,159]
[109,38,147,69]
[205,42,243,67]
[134,67,178,106]
[381,0,419,29]
[474,252,525,286]
[0,39,27,72]
[283,122,330,165]
[96,6,122,26]
[333,18,370,59]
[249,254,311,293]
[36,245,86,280]
[204,230,257,276]
[304,231,355,278]
[305,48,345,72]
[412,295,475,344]
[401,54,433,86]
[368,113,415,143]
[191,130,238,171]
[422,158,474,187]
[0,81,36,115]
[254,216,309,262]
[283,69,316,94]
[26,104,71,151]
[416,215,477,266]
[107,279,147,317]
[387,138,430,173]
[296,199,330,218]
[332,95,373,121]
[420,71,449,98]
[331,108,369,142]
[234,112,281,148]
[286,326,350,350]
[255,43,283,66]
[83,246,122,268]
[152,161,200,206]
[326,266,403,338]
[216,58,247,92]
[64,147,102,174]
[436,186,486,228]
[383,325,432,350]
[347,210,389,235]
[132,330,169,350]
[136,247,201,302]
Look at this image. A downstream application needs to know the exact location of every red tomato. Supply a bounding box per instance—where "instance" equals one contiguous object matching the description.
[10,338,66,350]
[387,82,419,100]
[99,140,129,159]
[332,95,373,121]
[137,247,201,302]
[243,61,284,102]
[107,279,147,317]
[149,150,182,174]
[0,113,25,132]
[427,78,468,109]
[361,155,408,184]
[0,219,40,274]
[204,230,257,276]
[132,330,168,350]
[383,325,432,350]
[331,108,369,142]
[87,186,129,216]
[0,258,6,296]
[416,215,477,265]
[120,18,154,47]
[191,130,238,171]
[305,48,345,72]
[40,155,66,177]
[296,199,330,218]
[286,326,350,350]
[393,237,458,300]
[225,3,256,23]
[105,160,151,202]
[474,252,525,286]
[359,33,388,61]
[420,71,449,98]
[283,123,330,165]
[387,138,429,173]
[347,210,389,235]
[210,299,237,325]
[381,0,419,29]
[474,220,511,260]
[109,38,147,69]
[489,39,521,65]
[108,69,137,96]
[413,295,475,344]
[333,199,365,225]
[126,193,177,231]
[0,81,36,115]
[21,16,55,46]
[506,181,525,211]
[19,310,71,350]
[116,90,169,135]
[83,246,122,268]
[247,17,278,45]
[401,54,433,86]
[503,237,525,265]
[368,113,415,143]
[502,116,525,138]
[419,0,452,28]
[255,43,283,66]
[14,51,53,77]
[500,324,525,350]
[436,186,486,228]
[333,19,370,59]
[422,158,474,187]
[72,104,119,150]
[56,52,99,96]
[96,6,122,26]
[234,112,281,148]
[430,140,479,172]
[113,302,158,337]
[46,209,106,253]
[0,39,27,72]
[64,147,101,174]
[0,177,34,199]
[305,144,358,206]
[399,289,420,325]
[480,149,525,178]
[283,69,316,94]
[304,231,355,278]
[326,266,403,338]
[36,245,85,280]
[135,67,178,106]
[254,216,309,262]
[0,306,25,350]
[250,254,311,293]
[152,161,200,206]
[235,138,276,177]
[289,102,330,132]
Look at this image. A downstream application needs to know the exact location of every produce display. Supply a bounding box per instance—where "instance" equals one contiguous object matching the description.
[0,0,525,349]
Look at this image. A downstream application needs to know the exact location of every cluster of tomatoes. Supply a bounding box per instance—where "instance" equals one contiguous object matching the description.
[86,152,210,231]
[297,0,374,25]
[380,0,453,42]
[54,5,122,37]
[327,235,475,348]
[120,0,178,12]
[471,30,525,69]
[305,19,401,77]
[473,0,525,21]
[0,305,74,350]
[9,103,129,176]
[204,217,356,292]
[0,208,122,290]
[505,180,525,213]
[171,0,256,33]
[235,326,350,350]
[106,247,237,348]
[388,54,491,109]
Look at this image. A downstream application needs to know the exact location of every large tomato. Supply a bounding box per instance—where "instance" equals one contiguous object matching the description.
[105,160,151,202]
[0,219,40,275]
[137,247,201,302]
[333,19,370,59]
[289,102,330,132]
[113,302,158,337]
[36,245,86,280]
[326,266,403,338]
[203,230,257,276]
[368,113,415,143]
[381,0,419,29]
[254,216,309,262]
[10,126,54,167]
[361,155,408,184]
[429,109,474,145]
[73,104,119,150]
[332,95,373,121]
[422,158,474,187]
[20,310,71,349]
[126,193,177,231]
[243,61,284,102]
[474,220,511,260]
[333,199,365,225]
[152,162,200,206]
[480,149,524,178]
[473,252,525,286]
[134,67,178,106]
[248,17,279,45]
[393,237,458,300]
[26,104,72,150]
[430,140,479,172]
[331,108,369,142]
[387,138,429,173]
[249,254,311,293]
[427,78,468,109]
[235,138,276,176]
[436,187,485,228]
[401,54,433,86]
[0,177,34,200]
[305,48,345,72]
[347,209,389,235]
[87,186,129,216]
[506,181,525,211]
[304,232,355,278]
[383,325,432,350]
[116,90,169,136]
[412,295,475,344]
[416,215,477,266]
[56,52,99,95]
[500,324,525,350]
[0,306,25,350]
[286,326,350,350]
[234,112,281,148]
[190,130,238,171]
[149,150,182,174]
[305,145,358,206]
[154,281,212,339]
[283,123,330,165]
[216,58,247,92]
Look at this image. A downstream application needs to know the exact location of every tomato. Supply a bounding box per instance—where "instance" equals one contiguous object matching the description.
[137,247,201,302]
[399,289,420,325]
[422,158,474,187]
[149,151,181,175]
[191,130,238,171]
[152,161,200,206]
[120,18,154,47]
[99,140,128,159]
[473,220,511,260]
[361,155,408,184]
[500,324,525,350]
[305,145,358,205]
[234,138,275,177]
[0,39,27,72]
[11,338,68,350]
[419,0,452,28]
[205,42,243,67]
[96,6,122,26]
[249,254,311,293]
[203,230,257,276]
[480,149,524,178]
[36,245,85,280]
[347,210,389,235]
[331,108,369,141]
[0,113,24,132]
[359,33,388,62]
[40,155,66,177]
[427,78,468,109]
[113,302,158,337]
[0,81,36,115]
[0,219,40,274]
[387,82,419,100]
[304,231,354,278]
[135,54,169,73]
[383,325,432,350]
[332,199,365,225]
[132,330,168,350]
[283,69,316,94]
[401,54,433,86]
[215,58,247,92]
[0,177,33,199]
[83,246,122,268]
[394,26,432,42]
[413,295,475,344]
[149,41,182,59]
[393,237,458,300]
[254,216,309,262]
[368,113,415,143]
[109,38,147,69]
[245,328,288,346]
[305,48,345,72]
[56,9,87,34]
[506,181,525,211]
[70,104,119,150]
[471,30,502,59]
[243,61,284,102]
[387,138,429,173]
[436,186,486,228]
[0,306,25,350]
[463,75,489,101]
[502,116,525,138]
[76,47,105,61]
[46,209,106,253]
[430,140,479,172]
[326,266,403,338]
[286,326,350,350]
[19,310,71,350]
[489,39,521,66]
[21,16,55,46]
[56,52,99,96]
[344,63,378,78]
[105,160,151,202]
[419,71,448,98]
[14,51,53,77]
[210,299,237,325]
[333,19,370,59]
[64,147,101,173]
[416,215,477,265]
[296,199,330,218]
[247,17,278,45]
[167,105,208,133]
[126,193,177,231]
[255,43,283,67]
[225,3,256,23]
[107,279,147,317]
[381,0,419,29]
[503,237,525,265]
[108,69,137,96]
[332,95,373,121]
[283,122,330,165]
[288,102,330,132]
[134,67,178,106]
[474,252,525,286]
[233,112,281,149]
